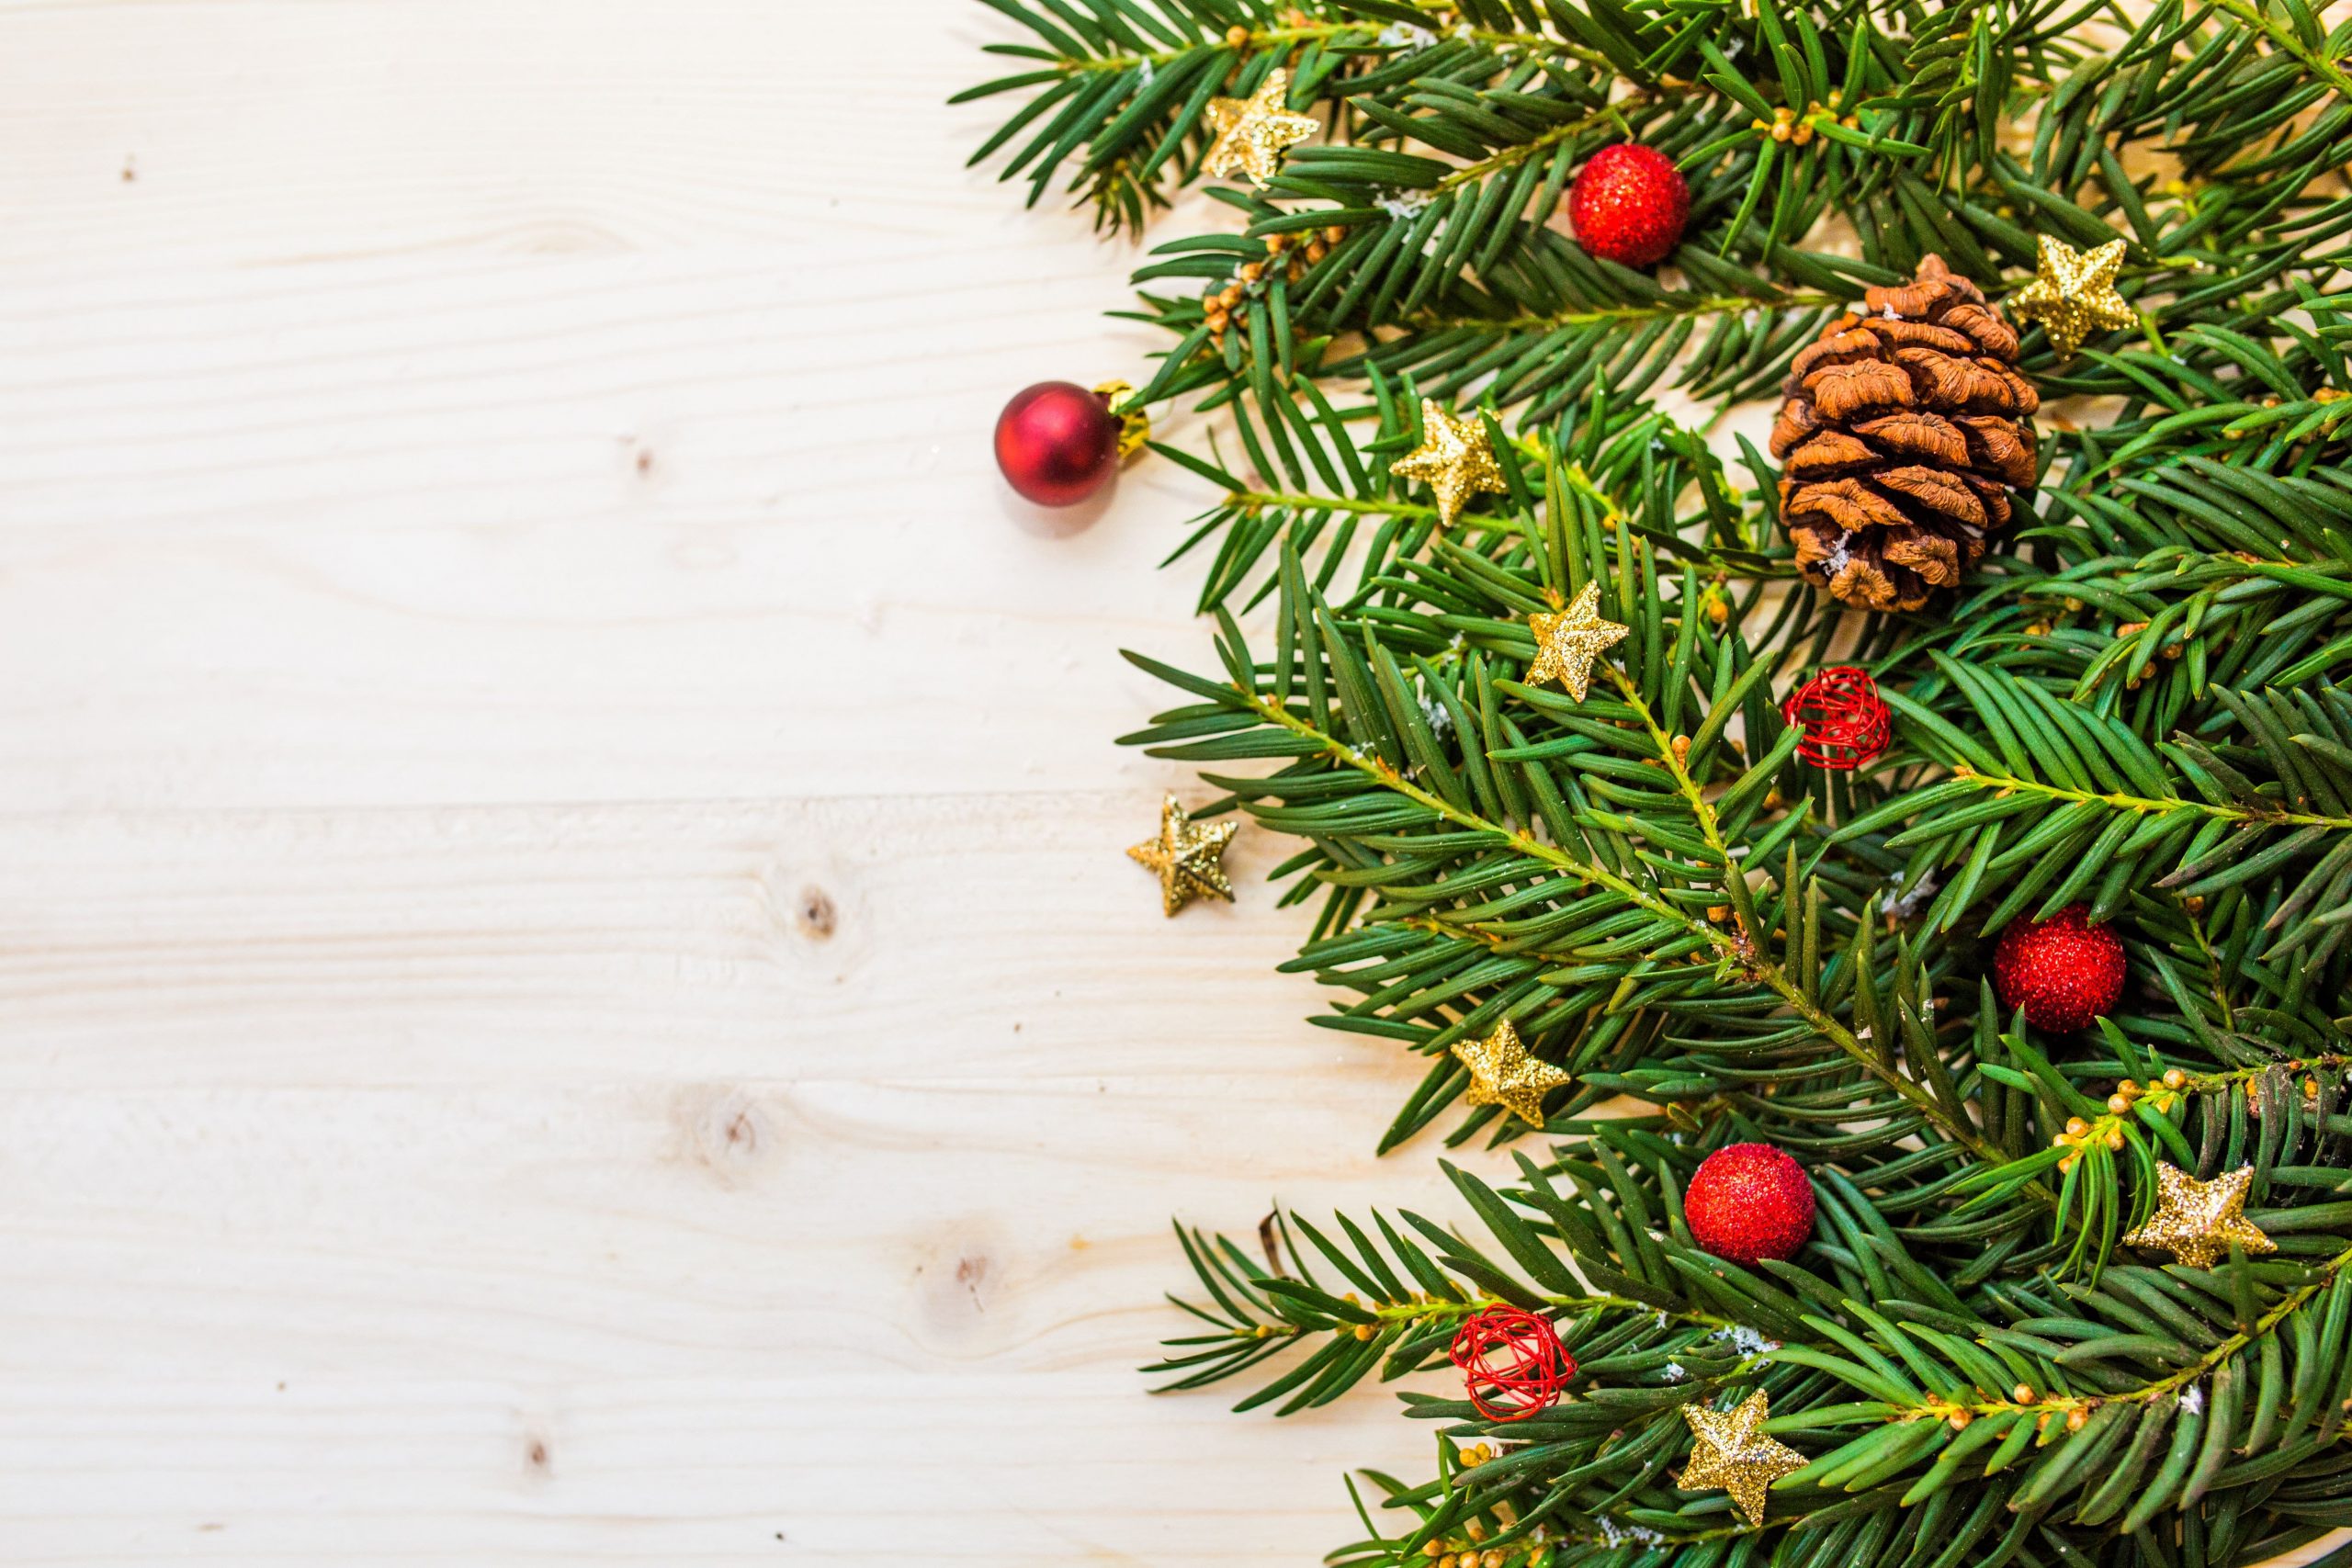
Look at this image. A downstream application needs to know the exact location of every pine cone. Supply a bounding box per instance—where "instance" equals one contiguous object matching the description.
[1770,254,2040,612]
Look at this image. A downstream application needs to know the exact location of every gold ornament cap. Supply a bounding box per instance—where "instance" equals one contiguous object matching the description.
[1677,1389,1806,1528]
[2121,1162,2274,1269]
[1127,795,1238,917]
[1094,379,1152,460]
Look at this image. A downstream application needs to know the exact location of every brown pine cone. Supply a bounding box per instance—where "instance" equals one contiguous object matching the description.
[1770,254,2040,612]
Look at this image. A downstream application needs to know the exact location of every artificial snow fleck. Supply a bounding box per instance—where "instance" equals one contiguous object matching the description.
[1656,1312,1669,1328]
[1882,868,1939,919]
[2181,1384,2206,1415]
[1822,530,1855,577]
[1711,1324,1780,1355]
[1663,1360,1689,1382]
[1377,20,1438,49]
[1856,1026,1873,1041]
[1136,58,1155,86]
[1597,1518,1666,1548]
[1882,302,1901,320]
[1420,692,1455,739]
[1379,188,1434,221]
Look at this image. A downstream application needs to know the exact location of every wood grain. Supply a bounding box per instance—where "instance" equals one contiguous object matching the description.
[0,3,2335,1564]
[0,0,1483,1531]
[0,793,1481,1562]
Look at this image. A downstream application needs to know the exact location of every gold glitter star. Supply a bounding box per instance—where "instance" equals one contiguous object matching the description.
[1452,1019,1570,1126]
[1677,1390,1806,1529]
[1127,795,1238,917]
[1389,399,1508,529]
[1202,69,1319,187]
[1524,582,1630,703]
[2007,233,2138,360]
[2121,1163,2275,1269]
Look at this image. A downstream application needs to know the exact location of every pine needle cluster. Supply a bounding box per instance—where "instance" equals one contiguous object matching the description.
[959,3,2352,1565]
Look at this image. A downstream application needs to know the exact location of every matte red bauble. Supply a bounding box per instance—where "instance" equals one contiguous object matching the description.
[995,380,1123,506]
[1566,143,1690,267]
[1447,1306,1574,1422]
[1782,666,1892,771]
[1686,1143,1815,1265]
[1993,903,2126,1031]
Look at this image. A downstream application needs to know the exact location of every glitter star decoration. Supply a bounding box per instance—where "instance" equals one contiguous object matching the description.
[2121,1163,2275,1269]
[2007,233,2138,360]
[1452,1019,1570,1126]
[1389,399,1508,529]
[1126,795,1238,918]
[1525,582,1631,703]
[1202,68,1320,187]
[1677,1390,1806,1528]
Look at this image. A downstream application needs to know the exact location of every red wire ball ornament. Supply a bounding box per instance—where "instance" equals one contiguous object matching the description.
[994,380,1125,506]
[1448,1307,1574,1422]
[1686,1143,1816,1265]
[1781,666,1892,771]
[1566,143,1690,268]
[1993,903,2127,1032]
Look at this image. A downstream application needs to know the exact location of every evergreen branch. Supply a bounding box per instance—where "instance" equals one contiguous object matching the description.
[965,3,2352,1558]
[1159,1095,2352,1540]
[1390,290,1847,336]
[1237,672,1705,942]
[1041,5,1617,77]
[1937,1239,2352,1427]
[1598,663,2009,1169]
[1148,390,1782,615]
[1942,763,2352,836]
[2208,0,2352,111]
[1419,98,1645,197]
[1844,669,2352,948]
[1136,609,2005,1167]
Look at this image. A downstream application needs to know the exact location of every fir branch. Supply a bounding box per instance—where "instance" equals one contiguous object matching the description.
[2207,0,2352,113]
[1157,1118,2352,1540]
[964,3,2352,1559]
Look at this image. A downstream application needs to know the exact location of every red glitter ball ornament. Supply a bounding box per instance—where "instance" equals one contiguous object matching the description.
[994,380,1124,506]
[1686,1144,1815,1265]
[1781,666,1892,771]
[1993,903,2126,1032]
[1566,143,1690,267]
[1448,1307,1574,1422]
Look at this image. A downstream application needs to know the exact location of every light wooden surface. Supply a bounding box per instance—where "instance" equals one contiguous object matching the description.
[0,2,1486,1562]
[0,6,2335,1567]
